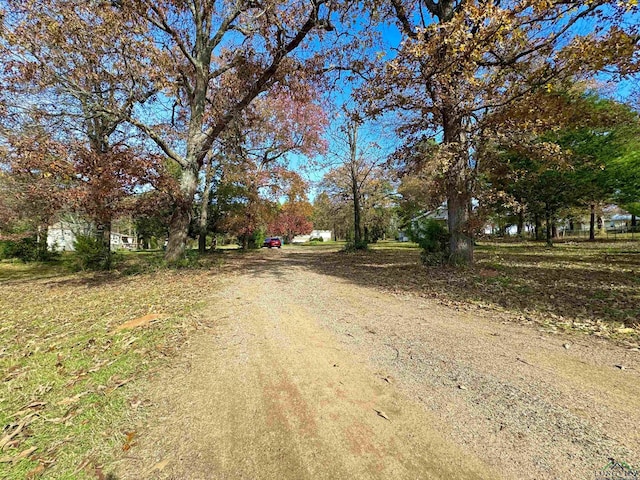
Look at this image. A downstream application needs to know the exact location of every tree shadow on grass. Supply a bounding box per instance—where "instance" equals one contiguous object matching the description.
[4,242,638,328]
[253,244,640,328]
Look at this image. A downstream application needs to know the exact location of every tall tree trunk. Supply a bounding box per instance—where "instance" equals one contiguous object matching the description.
[242,181,259,250]
[552,223,557,239]
[447,187,473,263]
[517,210,524,237]
[347,122,363,247]
[198,227,207,253]
[632,214,637,228]
[534,214,541,240]
[198,160,216,254]
[443,112,473,264]
[165,166,198,262]
[95,220,112,269]
[36,224,48,261]
[166,43,211,261]
[545,208,552,247]
[353,186,362,245]
[589,204,596,241]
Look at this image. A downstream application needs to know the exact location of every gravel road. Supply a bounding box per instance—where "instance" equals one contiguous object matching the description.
[117,249,640,479]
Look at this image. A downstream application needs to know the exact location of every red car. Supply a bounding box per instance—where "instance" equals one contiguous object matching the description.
[262,237,282,248]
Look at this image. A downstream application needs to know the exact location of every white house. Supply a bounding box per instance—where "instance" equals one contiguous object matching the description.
[47,220,91,251]
[47,221,138,251]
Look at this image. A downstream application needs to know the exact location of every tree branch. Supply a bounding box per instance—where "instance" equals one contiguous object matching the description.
[144,0,198,70]
[390,0,417,38]
[200,0,326,157]
[126,116,186,168]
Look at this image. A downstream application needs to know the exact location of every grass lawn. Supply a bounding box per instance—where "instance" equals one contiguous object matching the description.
[0,253,225,479]
[297,239,640,343]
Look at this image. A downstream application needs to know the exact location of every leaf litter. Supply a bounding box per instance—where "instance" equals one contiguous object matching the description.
[0,257,226,478]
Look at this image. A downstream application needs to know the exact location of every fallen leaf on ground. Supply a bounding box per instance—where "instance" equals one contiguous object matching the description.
[129,397,143,410]
[122,431,136,451]
[0,413,38,450]
[74,457,92,474]
[45,405,82,425]
[105,377,134,394]
[94,464,106,480]
[12,401,46,417]
[26,463,46,478]
[374,409,390,421]
[110,314,165,334]
[88,359,113,373]
[57,391,89,406]
[0,446,37,464]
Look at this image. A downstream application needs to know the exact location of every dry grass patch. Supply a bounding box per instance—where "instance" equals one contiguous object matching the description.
[0,255,225,479]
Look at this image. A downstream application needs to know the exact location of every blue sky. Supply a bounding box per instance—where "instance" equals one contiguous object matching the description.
[297,2,640,201]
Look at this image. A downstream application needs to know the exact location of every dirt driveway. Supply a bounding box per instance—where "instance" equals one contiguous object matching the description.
[116,249,640,479]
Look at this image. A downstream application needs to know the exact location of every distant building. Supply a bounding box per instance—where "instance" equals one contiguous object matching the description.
[398,231,411,242]
[47,220,138,251]
[47,220,90,251]
[558,205,636,235]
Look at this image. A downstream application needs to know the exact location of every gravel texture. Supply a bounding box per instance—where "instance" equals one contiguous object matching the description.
[115,249,640,479]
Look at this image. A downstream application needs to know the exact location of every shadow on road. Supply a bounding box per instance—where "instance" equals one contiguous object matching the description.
[220,244,640,330]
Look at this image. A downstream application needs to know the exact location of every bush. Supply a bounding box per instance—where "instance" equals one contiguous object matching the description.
[0,239,22,261]
[0,238,37,262]
[409,218,450,266]
[0,236,57,262]
[247,229,266,249]
[344,239,369,252]
[73,234,110,270]
[309,236,324,242]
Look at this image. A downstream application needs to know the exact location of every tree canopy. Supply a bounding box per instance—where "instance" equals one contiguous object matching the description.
[0,0,638,265]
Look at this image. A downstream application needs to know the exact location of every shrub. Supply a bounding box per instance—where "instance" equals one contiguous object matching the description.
[0,237,38,262]
[409,218,450,266]
[248,229,266,249]
[0,236,57,262]
[309,236,324,242]
[73,234,110,270]
[0,239,21,261]
[344,239,368,252]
